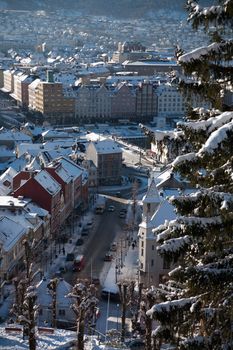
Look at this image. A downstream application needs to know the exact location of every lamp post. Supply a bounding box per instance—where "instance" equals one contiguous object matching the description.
[115,264,118,283]
[116,304,119,330]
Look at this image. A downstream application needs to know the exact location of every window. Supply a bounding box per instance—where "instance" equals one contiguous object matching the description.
[141,249,144,257]
[141,241,144,248]
[151,259,154,266]
[152,245,154,250]
[58,309,66,316]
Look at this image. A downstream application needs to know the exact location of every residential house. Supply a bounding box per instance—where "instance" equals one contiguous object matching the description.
[86,139,122,186]
[13,169,61,237]
[11,73,37,108]
[75,84,111,123]
[36,277,76,328]
[0,167,17,195]
[0,195,50,288]
[111,83,136,120]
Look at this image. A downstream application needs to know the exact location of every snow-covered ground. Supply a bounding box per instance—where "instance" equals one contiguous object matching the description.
[0,326,76,349]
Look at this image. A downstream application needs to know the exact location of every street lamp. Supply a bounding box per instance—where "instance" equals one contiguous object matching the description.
[116,304,119,330]
[115,264,118,283]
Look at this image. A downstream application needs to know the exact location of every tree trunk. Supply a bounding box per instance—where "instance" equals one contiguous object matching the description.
[77,309,85,350]
[121,284,127,343]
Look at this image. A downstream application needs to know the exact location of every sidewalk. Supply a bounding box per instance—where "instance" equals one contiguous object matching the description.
[102,238,139,293]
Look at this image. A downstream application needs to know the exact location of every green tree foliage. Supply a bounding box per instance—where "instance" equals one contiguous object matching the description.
[148,1,233,349]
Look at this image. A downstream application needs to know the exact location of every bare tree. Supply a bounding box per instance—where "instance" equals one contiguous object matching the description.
[47,278,59,328]
[68,279,98,350]
[11,238,39,350]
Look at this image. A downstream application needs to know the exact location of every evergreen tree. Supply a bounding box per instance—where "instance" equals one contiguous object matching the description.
[147,1,233,349]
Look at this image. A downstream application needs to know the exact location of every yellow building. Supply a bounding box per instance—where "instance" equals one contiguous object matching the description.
[35,71,75,125]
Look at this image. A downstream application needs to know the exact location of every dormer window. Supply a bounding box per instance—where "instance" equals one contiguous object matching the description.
[147,203,151,213]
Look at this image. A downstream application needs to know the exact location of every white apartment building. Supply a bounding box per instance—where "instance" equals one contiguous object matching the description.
[156,82,185,117]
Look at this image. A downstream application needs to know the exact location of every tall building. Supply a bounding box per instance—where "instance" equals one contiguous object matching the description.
[136,81,157,122]
[35,71,75,125]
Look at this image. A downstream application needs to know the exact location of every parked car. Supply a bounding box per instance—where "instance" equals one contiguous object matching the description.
[104,253,113,261]
[86,220,94,229]
[76,238,84,246]
[119,212,126,219]
[120,208,127,213]
[101,289,120,302]
[110,242,117,251]
[66,253,74,261]
[81,227,89,236]
[108,205,115,212]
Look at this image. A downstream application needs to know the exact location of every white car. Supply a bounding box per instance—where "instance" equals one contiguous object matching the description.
[108,205,115,212]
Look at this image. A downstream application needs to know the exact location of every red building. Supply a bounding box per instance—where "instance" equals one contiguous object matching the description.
[13,170,61,236]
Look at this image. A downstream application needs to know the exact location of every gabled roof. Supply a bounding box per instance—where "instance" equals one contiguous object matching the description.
[151,199,176,228]
[0,216,26,252]
[142,178,161,204]
[57,157,83,179]
[36,278,74,307]
[34,170,61,195]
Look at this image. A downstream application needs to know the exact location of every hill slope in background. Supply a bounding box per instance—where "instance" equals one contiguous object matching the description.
[0,0,214,17]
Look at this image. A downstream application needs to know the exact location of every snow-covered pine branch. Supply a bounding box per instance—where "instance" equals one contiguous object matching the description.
[186,0,233,29]
[178,40,233,64]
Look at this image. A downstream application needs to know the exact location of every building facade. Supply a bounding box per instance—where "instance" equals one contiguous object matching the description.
[86,140,122,186]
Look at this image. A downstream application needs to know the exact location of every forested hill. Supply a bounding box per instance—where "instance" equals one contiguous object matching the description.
[1,0,213,17]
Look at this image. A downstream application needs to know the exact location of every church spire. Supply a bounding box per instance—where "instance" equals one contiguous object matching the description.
[142,178,161,221]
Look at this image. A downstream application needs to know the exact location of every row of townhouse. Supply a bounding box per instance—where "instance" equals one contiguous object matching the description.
[0,67,192,126]
[0,156,87,289]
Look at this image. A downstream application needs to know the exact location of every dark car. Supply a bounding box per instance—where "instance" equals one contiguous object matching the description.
[81,227,89,236]
[76,238,84,246]
[119,212,126,219]
[66,253,74,261]
[101,289,121,302]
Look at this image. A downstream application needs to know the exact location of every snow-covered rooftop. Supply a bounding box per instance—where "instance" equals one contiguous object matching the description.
[34,170,61,195]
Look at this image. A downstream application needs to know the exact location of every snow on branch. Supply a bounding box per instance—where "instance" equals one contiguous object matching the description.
[198,119,233,155]
[178,42,222,64]
[178,111,233,133]
[181,215,222,226]
[158,235,191,255]
[155,219,178,242]
[172,152,197,167]
[146,296,197,317]
[187,0,233,26]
